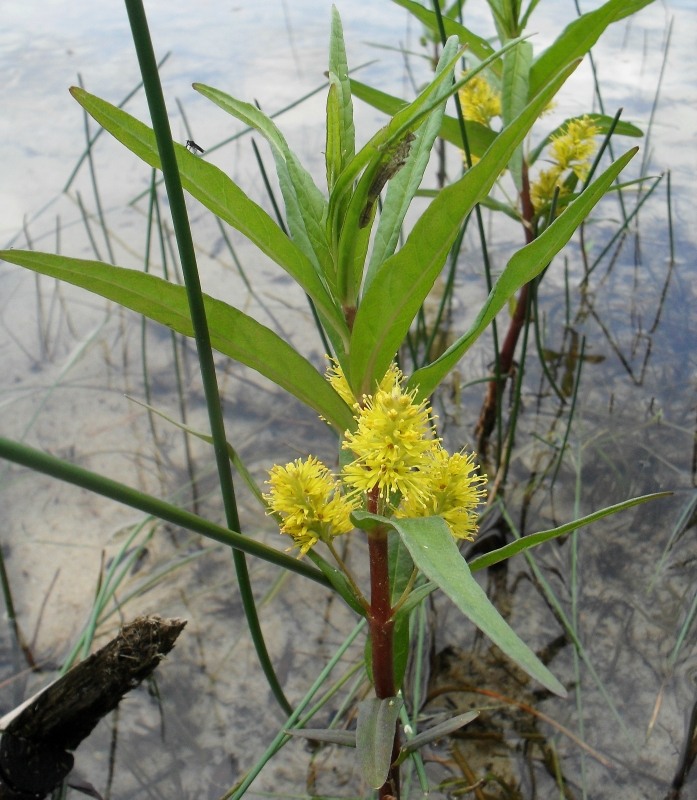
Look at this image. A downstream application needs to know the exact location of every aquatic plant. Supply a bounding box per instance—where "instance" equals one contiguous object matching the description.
[353,0,651,461]
[0,0,667,797]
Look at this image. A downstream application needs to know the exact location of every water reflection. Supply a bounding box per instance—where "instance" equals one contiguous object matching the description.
[1,1,696,798]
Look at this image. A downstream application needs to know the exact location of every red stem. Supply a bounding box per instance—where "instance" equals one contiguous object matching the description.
[476,161,537,451]
[367,489,400,799]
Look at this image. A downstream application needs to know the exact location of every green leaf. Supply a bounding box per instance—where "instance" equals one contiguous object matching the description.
[407,146,638,399]
[0,251,355,433]
[350,79,496,158]
[468,492,672,572]
[332,38,470,305]
[486,0,520,41]
[285,728,356,747]
[350,60,580,398]
[393,516,567,696]
[529,0,655,99]
[401,711,479,755]
[326,81,343,193]
[193,83,332,278]
[390,0,501,75]
[501,40,532,191]
[68,87,346,344]
[357,696,403,788]
[365,36,460,291]
[327,5,355,183]
[365,492,672,622]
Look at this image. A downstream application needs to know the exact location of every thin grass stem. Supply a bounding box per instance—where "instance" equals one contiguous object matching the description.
[497,500,640,754]
[77,73,116,265]
[0,436,329,587]
[123,0,292,715]
[549,335,585,486]
[222,619,367,800]
[63,52,172,193]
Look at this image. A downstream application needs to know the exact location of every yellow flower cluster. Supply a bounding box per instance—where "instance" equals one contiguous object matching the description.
[397,448,486,541]
[342,367,437,505]
[265,456,357,555]
[531,116,600,212]
[265,362,487,553]
[458,73,501,126]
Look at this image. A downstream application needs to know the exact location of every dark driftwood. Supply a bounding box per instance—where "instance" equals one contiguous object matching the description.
[0,615,186,799]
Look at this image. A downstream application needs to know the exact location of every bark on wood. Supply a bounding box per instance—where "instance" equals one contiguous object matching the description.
[0,615,186,799]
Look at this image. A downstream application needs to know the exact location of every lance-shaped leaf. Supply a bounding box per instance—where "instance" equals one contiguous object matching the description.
[407,146,638,399]
[389,491,671,621]
[357,696,404,789]
[350,79,496,158]
[193,84,332,279]
[365,36,461,291]
[354,513,566,697]
[326,4,355,191]
[501,40,533,191]
[68,87,346,344]
[285,728,356,747]
[468,491,672,573]
[328,34,522,260]
[400,711,479,756]
[0,251,355,434]
[350,61,579,398]
[334,36,525,329]
[331,38,469,305]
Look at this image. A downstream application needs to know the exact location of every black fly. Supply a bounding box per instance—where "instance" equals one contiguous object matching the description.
[185,139,205,155]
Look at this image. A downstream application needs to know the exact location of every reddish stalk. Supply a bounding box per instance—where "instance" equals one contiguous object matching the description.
[367,487,400,799]
[476,160,537,452]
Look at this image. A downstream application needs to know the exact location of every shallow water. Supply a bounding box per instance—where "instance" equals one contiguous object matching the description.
[1,1,696,798]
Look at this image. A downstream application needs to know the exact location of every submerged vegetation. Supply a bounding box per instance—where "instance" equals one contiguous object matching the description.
[0,0,692,798]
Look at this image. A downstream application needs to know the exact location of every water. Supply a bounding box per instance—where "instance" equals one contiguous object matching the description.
[1,1,696,798]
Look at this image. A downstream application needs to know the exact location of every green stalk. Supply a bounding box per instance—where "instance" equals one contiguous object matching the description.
[0,437,329,585]
[123,0,291,715]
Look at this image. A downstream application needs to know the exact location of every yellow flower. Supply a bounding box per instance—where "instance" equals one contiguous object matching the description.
[458,73,501,126]
[326,357,359,410]
[530,165,566,212]
[531,117,599,212]
[550,116,600,180]
[549,116,599,180]
[264,456,356,555]
[342,369,439,506]
[397,447,486,540]
[326,359,407,411]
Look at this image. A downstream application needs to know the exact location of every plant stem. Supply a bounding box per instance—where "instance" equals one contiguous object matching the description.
[476,160,536,453]
[123,0,292,715]
[367,490,400,799]
[368,528,395,699]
